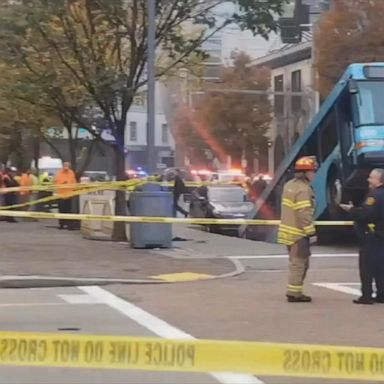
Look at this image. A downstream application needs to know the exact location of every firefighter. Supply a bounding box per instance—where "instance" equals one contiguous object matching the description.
[340,168,384,304]
[277,156,318,303]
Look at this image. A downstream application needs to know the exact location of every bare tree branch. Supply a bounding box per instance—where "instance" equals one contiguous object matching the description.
[42,135,63,160]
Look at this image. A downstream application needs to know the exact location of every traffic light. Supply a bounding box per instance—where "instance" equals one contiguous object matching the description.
[279,17,301,44]
[279,0,310,44]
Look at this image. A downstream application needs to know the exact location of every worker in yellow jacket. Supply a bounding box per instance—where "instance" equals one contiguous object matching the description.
[277,156,317,303]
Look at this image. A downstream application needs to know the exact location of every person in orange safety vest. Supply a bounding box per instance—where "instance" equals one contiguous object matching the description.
[55,162,77,230]
[19,170,34,204]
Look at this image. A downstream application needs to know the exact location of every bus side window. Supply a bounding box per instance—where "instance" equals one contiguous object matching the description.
[319,109,338,162]
[359,88,374,124]
[303,137,319,158]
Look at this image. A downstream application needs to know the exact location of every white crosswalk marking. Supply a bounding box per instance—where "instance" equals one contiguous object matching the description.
[313,282,360,296]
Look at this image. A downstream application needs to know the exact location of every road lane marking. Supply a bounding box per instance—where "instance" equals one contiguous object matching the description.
[313,283,361,296]
[81,286,264,384]
[58,294,104,304]
[230,253,358,259]
[0,303,68,308]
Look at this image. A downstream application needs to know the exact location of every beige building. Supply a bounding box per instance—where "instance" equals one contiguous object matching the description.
[251,41,320,175]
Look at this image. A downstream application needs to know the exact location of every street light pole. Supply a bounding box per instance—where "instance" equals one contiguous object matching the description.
[147,0,156,174]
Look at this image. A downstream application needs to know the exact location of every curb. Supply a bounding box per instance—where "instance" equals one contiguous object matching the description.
[0,258,245,288]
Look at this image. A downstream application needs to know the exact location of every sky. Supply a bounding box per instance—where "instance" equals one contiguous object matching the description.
[208,1,283,63]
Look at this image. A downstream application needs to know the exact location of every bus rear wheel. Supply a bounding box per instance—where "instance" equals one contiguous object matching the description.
[317,169,356,244]
[326,169,343,217]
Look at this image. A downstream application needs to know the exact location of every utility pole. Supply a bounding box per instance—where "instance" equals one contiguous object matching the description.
[147,0,156,174]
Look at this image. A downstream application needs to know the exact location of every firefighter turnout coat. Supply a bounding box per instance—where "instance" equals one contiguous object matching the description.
[277,178,316,246]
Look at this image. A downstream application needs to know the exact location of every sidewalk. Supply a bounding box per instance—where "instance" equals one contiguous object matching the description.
[0,219,352,288]
[170,225,286,258]
[0,221,241,288]
[170,225,356,258]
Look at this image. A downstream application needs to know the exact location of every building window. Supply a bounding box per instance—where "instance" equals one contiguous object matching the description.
[291,70,302,113]
[274,75,284,116]
[129,121,137,142]
[161,123,168,144]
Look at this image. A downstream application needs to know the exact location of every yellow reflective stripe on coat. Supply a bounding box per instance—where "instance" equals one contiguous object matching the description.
[277,232,296,246]
[287,285,303,292]
[279,224,305,236]
[278,239,294,246]
[294,200,312,210]
[303,224,316,235]
[282,198,295,208]
[277,235,294,246]
[282,198,312,210]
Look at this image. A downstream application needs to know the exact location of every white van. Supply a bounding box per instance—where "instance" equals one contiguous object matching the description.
[34,157,63,177]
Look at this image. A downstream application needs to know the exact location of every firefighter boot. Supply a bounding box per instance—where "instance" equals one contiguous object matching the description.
[286,294,312,303]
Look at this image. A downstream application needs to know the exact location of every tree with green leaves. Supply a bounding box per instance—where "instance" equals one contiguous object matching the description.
[0,0,287,239]
[0,61,60,169]
[0,60,99,176]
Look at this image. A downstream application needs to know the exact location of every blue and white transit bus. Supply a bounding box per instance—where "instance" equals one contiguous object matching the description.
[243,63,384,242]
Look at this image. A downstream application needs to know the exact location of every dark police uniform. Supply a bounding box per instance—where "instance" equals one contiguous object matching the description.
[349,186,384,303]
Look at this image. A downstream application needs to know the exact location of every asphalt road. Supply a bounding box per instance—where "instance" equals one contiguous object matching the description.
[107,243,383,384]
[0,286,228,384]
[0,231,381,384]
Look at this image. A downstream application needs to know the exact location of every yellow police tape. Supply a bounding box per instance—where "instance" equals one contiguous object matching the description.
[0,179,240,194]
[0,331,382,381]
[0,191,90,211]
[0,179,143,194]
[0,184,118,211]
[0,180,145,211]
[0,209,354,226]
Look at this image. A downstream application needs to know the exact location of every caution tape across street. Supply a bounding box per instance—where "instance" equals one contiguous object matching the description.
[0,184,120,211]
[0,178,147,211]
[0,179,242,194]
[0,209,354,226]
[0,179,143,194]
[0,331,382,381]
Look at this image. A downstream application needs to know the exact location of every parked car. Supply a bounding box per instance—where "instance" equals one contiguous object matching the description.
[81,171,111,183]
[189,185,254,236]
[210,169,247,184]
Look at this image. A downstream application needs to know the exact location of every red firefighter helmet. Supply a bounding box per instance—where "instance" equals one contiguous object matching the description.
[294,156,318,172]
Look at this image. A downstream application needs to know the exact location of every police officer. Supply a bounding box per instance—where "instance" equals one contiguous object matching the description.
[340,168,384,305]
[277,156,317,303]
